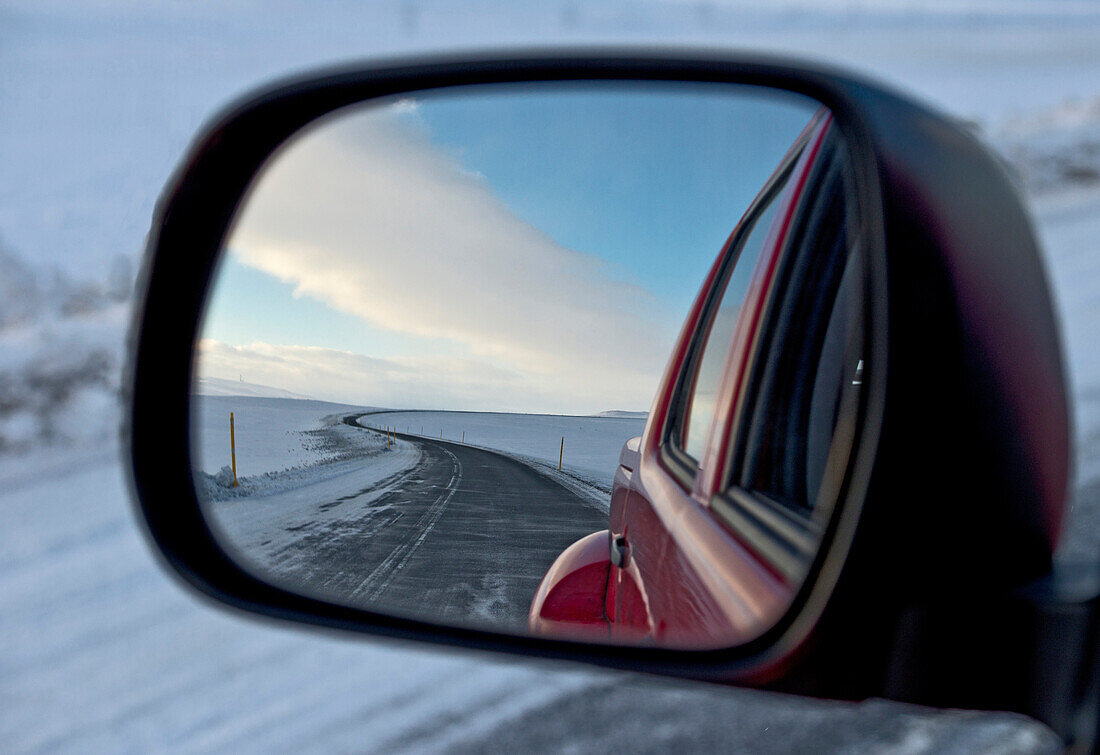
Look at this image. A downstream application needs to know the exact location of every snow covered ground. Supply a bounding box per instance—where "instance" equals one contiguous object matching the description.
[4,1,1100,751]
[361,410,645,490]
[191,394,373,481]
[1032,187,1100,561]
[207,436,422,576]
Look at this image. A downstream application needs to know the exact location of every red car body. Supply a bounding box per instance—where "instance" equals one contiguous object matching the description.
[531,112,835,649]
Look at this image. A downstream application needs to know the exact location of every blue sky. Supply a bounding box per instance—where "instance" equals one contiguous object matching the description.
[199,83,816,410]
[410,83,816,305]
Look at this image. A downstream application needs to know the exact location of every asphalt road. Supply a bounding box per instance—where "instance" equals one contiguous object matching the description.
[266,416,608,631]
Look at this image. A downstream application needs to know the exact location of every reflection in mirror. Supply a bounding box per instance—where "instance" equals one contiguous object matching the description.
[191,82,862,650]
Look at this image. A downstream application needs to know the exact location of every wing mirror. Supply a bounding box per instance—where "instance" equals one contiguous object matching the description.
[127,52,1095,747]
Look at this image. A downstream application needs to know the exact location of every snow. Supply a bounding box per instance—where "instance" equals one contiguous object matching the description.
[207,437,421,564]
[0,298,127,452]
[996,95,1100,196]
[1030,187,1100,560]
[1033,191,1100,402]
[0,445,605,752]
[191,399,633,518]
[360,410,645,491]
[3,0,1100,751]
[191,395,372,481]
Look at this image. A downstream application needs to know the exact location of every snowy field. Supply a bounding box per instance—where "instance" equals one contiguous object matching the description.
[192,395,372,481]
[361,410,646,490]
[4,1,1100,752]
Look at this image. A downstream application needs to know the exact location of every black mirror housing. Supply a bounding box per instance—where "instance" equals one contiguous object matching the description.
[126,49,1084,744]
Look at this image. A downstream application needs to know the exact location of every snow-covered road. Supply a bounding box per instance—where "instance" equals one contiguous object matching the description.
[0,444,1059,752]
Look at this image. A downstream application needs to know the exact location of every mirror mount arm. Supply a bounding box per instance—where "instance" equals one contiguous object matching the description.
[1007,562,1100,748]
[875,562,1100,749]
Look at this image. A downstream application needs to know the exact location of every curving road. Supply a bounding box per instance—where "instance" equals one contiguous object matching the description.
[246,415,609,631]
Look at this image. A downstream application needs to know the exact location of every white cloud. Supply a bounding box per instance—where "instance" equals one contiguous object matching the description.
[196,339,652,414]
[218,102,677,412]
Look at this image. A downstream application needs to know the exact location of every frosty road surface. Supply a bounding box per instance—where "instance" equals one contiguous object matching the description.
[210,415,608,629]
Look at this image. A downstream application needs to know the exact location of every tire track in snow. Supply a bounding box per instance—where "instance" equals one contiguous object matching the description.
[350,446,462,604]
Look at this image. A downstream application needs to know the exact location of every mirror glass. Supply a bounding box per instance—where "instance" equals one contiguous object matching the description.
[191,82,863,649]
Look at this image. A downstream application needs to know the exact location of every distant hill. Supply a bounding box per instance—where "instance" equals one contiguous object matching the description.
[593,410,648,419]
[194,377,313,400]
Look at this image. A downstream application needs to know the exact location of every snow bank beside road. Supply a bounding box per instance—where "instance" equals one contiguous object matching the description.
[208,438,421,561]
[191,396,410,504]
[192,394,373,480]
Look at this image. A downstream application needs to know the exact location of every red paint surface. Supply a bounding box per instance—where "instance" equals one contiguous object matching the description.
[529,530,610,640]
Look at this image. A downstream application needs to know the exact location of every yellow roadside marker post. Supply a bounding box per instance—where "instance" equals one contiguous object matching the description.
[559,436,564,471]
[230,412,238,487]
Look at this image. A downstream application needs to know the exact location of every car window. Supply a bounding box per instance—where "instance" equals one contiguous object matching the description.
[733,132,862,512]
[679,189,788,461]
